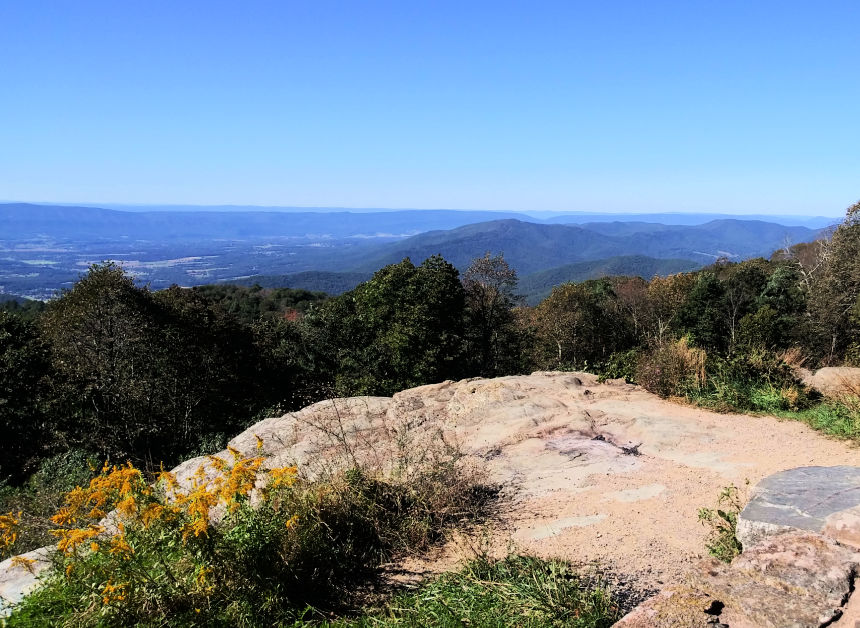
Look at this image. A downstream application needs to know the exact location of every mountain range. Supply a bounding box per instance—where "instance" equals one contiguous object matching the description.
[0,203,827,301]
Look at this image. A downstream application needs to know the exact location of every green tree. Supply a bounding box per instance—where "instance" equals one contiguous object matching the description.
[531,279,633,369]
[40,264,276,466]
[40,264,166,462]
[0,313,51,480]
[462,253,523,377]
[307,256,467,396]
[811,201,860,363]
[677,272,729,352]
[645,272,697,344]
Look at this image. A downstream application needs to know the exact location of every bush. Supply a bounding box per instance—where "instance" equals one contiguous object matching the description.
[0,450,97,558]
[595,349,641,383]
[8,448,491,626]
[635,338,706,398]
[698,483,747,563]
[694,350,814,413]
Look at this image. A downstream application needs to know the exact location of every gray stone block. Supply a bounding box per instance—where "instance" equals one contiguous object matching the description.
[737,465,860,549]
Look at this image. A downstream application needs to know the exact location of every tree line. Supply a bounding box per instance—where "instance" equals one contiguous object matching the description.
[1,202,858,483]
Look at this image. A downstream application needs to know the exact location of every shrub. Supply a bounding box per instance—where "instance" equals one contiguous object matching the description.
[698,483,746,563]
[694,351,814,413]
[0,450,97,558]
[596,349,641,383]
[8,446,491,626]
[635,337,706,398]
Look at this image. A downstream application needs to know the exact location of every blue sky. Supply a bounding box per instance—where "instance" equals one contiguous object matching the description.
[1,1,858,215]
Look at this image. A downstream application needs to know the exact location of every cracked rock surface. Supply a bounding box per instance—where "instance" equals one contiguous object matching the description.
[618,467,860,628]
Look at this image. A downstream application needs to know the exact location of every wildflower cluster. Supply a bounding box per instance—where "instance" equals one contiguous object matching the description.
[7,444,482,627]
[1,511,20,558]
[10,454,301,625]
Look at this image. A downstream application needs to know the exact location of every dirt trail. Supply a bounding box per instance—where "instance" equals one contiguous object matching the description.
[184,371,860,590]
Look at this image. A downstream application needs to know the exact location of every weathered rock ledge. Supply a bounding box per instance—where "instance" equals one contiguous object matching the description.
[617,466,860,627]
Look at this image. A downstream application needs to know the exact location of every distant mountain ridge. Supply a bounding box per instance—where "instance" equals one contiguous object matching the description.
[8,202,836,228]
[0,203,538,241]
[0,203,824,300]
[351,218,820,275]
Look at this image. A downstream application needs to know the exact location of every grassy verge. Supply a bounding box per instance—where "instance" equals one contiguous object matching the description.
[770,401,860,441]
[335,554,621,628]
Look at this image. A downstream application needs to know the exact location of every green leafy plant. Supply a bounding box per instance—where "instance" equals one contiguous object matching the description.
[698,483,747,563]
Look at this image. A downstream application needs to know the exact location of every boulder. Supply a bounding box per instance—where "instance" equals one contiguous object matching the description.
[613,587,722,627]
[691,532,857,627]
[798,367,860,398]
[736,466,860,549]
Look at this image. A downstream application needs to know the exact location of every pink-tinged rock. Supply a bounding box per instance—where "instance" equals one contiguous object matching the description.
[823,505,860,550]
[618,532,859,628]
[692,532,858,628]
[613,587,720,627]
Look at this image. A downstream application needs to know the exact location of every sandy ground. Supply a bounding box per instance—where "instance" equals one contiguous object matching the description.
[182,371,860,593]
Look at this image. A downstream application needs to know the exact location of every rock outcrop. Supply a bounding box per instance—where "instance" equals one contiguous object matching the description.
[0,548,51,614]
[618,468,860,628]
[3,372,860,617]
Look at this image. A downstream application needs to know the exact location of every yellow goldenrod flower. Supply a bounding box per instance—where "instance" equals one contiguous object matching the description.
[52,525,104,555]
[207,455,227,472]
[101,580,127,605]
[140,503,165,528]
[50,507,75,527]
[268,466,298,490]
[156,466,179,492]
[0,511,21,553]
[116,495,138,518]
[108,533,134,560]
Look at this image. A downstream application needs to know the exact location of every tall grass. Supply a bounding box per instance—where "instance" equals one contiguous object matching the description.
[337,554,620,628]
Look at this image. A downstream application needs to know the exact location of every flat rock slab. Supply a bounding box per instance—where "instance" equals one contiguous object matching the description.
[6,373,860,616]
[737,466,860,549]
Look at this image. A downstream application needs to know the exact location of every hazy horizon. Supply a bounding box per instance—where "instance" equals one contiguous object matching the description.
[0,200,847,219]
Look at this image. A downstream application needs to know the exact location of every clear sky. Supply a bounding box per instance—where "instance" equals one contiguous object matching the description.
[1,1,858,215]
